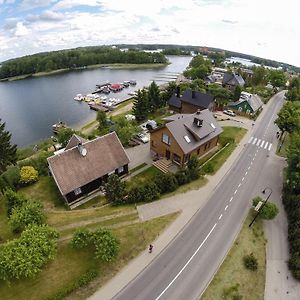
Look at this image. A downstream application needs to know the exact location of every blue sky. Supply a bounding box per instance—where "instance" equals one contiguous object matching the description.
[0,0,299,66]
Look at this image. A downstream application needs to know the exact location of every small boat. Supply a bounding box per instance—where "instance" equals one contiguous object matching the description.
[74,94,83,101]
[123,81,130,87]
[128,91,137,96]
[52,121,66,134]
[129,80,137,85]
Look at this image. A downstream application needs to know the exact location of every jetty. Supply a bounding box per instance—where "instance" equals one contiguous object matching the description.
[89,104,109,112]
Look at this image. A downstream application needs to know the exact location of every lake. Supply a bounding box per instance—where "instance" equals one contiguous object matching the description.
[0,56,192,147]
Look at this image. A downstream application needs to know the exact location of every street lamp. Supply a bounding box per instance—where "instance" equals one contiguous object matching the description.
[249,187,272,227]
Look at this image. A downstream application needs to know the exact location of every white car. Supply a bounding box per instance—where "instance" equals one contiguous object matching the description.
[135,133,149,143]
[223,109,236,117]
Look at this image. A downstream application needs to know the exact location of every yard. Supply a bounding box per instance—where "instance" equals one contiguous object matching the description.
[201,212,266,300]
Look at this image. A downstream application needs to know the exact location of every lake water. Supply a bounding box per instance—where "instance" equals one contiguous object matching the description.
[0,56,192,147]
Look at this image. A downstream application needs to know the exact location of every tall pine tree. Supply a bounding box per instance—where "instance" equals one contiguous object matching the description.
[0,119,17,174]
[132,89,149,121]
[148,81,161,111]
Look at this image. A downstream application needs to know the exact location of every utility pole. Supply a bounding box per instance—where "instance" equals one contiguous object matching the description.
[249,187,272,227]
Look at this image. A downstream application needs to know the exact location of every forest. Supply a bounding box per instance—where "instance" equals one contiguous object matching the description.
[0,47,167,79]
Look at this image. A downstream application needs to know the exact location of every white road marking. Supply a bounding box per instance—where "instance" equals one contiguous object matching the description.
[238,183,241,188]
[264,142,268,149]
[248,166,251,170]
[252,137,257,145]
[248,136,254,143]
[155,223,217,300]
[245,171,248,175]
[256,139,261,147]
[230,197,233,202]
[219,214,223,220]
[234,189,238,194]
[268,143,272,151]
[242,177,245,181]
[225,205,228,211]
[260,140,265,148]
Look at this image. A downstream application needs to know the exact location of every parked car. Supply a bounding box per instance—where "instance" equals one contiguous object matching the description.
[135,133,149,143]
[223,109,236,117]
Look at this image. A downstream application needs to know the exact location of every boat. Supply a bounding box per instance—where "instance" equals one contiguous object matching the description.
[129,80,137,85]
[52,121,66,134]
[128,91,137,96]
[123,81,130,87]
[74,93,84,101]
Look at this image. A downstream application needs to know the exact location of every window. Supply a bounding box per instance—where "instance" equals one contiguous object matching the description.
[173,153,181,165]
[74,187,82,196]
[238,107,242,112]
[118,166,124,173]
[162,133,171,145]
[184,135,191,143]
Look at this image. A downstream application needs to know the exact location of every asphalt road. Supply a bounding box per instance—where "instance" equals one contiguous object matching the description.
[113,91,285,300]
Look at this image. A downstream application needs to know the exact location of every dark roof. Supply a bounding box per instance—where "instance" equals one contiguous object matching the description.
[163,110,223,154]
[181,90,215,109]
[168,89,215,110]
[47,132,130,195]
[222,73,245,86]
[168,93,182,108]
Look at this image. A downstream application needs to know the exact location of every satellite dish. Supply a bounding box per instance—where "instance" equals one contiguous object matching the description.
[81,148,87,157]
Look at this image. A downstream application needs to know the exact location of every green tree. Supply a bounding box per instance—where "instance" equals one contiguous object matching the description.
[186,154,200,181]
[154,173,178,194]
[161,81,177,106]
[243,253,258,271]
[104,174,127,205]
[0,119,17,174]
[0,224,59,281]
[250,66,268,86]
[275,101,300,134]
[71,228,92,249]
[132,89,149,121]
[148,81,161,111]
[19,166,38,185]
[96,111,108,132]
[9,200,45,233]
[92,229,120,262]
[268,69,287,88]
[57,128,75,147]
[4,189,28,217]
[233,85,242,101]
[252,196,279,220]
[286,76,300,101]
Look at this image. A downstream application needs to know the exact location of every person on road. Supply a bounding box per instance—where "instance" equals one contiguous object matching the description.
[149,244,153,253]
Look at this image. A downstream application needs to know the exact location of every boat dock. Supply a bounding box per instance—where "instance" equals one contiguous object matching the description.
[89,104,109,112]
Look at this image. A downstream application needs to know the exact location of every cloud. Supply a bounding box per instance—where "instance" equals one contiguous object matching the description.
[151,27,160,32]
[14,22,30,36]
[21,0,54,9]
[26,10,66,22]
[222,19,237,24]
[52,0,102,10]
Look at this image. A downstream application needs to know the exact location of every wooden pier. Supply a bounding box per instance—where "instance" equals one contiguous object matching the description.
[89,104,109,112]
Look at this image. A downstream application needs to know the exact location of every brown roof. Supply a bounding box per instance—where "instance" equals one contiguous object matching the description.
[65,134,87,150]
[47,132,130,195]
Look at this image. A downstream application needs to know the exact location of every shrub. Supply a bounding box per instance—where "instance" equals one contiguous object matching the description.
[19,166,38,185]
[243,253,258,271]
[143,182,160,202]
[104,174,127,205]
[252,196,279,220]
[127,186,144,203]
[4,189,28,216]
[0,224,59,281]
[154,173,178,194]
[186,155,200,181]
[71,228,92,249]
[1,166,20,190]
[18,151,51,176]
[202,162,214,174]
[8,201,45,233]
[92,229,120,262]
[175,169,189,185]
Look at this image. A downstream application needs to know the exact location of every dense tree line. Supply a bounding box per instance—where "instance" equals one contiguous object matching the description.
[286,76,300,101]
[276,100,300,280]
[0,47,167,79]
[162,48,190,56]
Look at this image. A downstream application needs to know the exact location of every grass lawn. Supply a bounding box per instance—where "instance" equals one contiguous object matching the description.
[276,132,289,158]
[0,212,178,300]
[127,166,162,189]
[129,162,148,174]
[201,212,266,300]
[20,176,66,210]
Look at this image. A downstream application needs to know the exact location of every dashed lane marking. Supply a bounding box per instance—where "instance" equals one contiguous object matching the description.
[230,197,233,202]
[219,214,223,220]
[225,205,228,211]
[234,189,238,194]
[242,177,245,181]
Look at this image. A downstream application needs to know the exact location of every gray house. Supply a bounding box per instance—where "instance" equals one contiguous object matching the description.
[222,72,245,90]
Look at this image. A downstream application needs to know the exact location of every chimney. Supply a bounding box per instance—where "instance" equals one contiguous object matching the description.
[192,90,196,98]
[196,109,201,115]
[77,142,87,157]
[176,86,180,98]
[194,117,203,127]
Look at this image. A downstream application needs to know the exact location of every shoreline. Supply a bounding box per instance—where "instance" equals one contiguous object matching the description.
[0,63,169,82]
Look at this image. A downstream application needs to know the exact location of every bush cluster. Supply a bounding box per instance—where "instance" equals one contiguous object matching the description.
[243,253,258,271]
[0,166,20,191]
[71,228,120,262]
[4,189,45,232]
[19,166,39,185]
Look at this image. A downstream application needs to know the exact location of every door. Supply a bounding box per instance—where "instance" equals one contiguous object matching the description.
[166,150,171,160]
